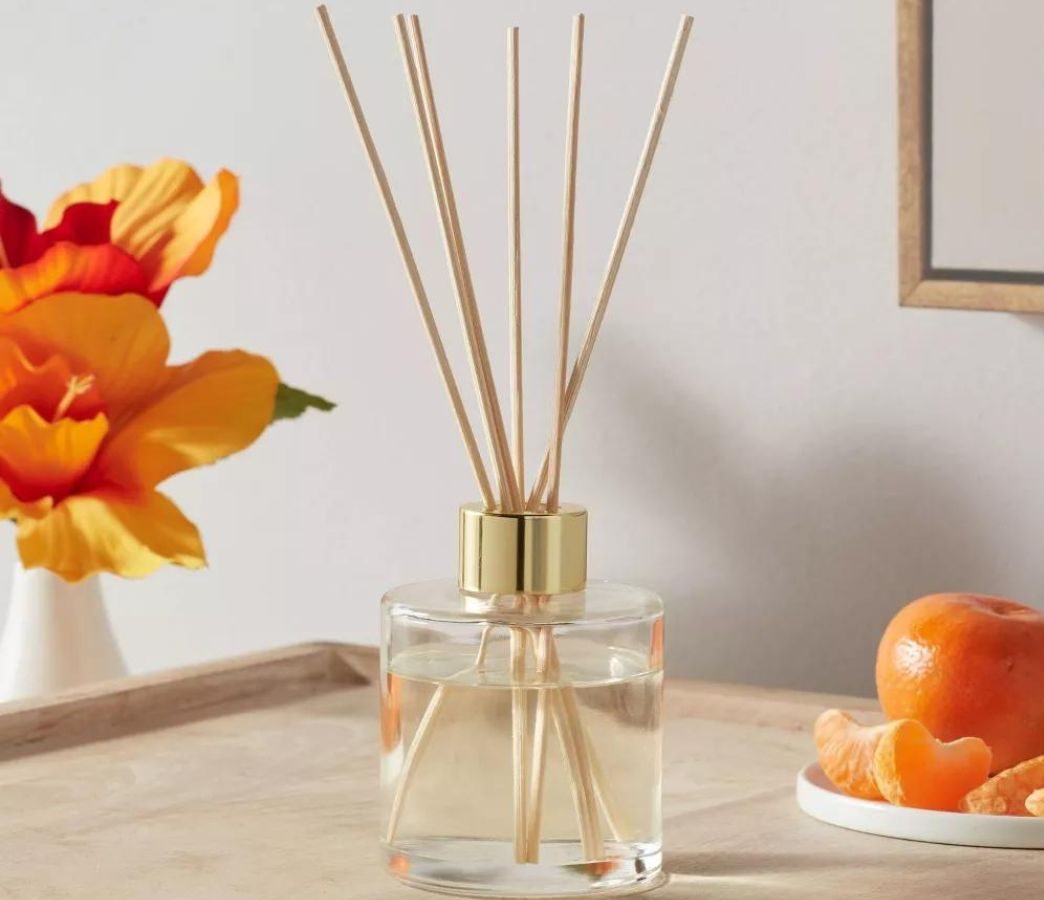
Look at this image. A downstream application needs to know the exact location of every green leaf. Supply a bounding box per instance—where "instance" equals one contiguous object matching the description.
[272,382,336,422]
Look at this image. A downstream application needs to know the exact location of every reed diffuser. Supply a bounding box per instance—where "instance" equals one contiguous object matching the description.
[317,7,691,896]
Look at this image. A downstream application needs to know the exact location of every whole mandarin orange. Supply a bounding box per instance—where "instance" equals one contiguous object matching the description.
[876,594,1044,773]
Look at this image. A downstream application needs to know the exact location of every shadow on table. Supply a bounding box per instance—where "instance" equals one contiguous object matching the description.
[663,849,854,898]
[666,849,844,877]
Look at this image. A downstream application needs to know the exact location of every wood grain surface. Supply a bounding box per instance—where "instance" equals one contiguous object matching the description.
[0,642,1036,899]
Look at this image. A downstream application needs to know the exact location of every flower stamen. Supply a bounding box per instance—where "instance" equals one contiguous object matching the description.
[53,374,96,421]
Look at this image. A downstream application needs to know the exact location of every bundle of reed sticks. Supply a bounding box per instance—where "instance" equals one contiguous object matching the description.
[316,4,692,864]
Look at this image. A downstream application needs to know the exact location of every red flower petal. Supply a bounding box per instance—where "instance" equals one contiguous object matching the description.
[0,187,41,268]
[40,201,117,248]
[0,244,149,314]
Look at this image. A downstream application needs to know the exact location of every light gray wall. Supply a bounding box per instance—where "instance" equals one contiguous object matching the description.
[932,0,1044,271]
[0,0,1041,696]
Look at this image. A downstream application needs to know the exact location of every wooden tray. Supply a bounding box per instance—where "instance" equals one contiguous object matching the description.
[0,642,1037,899]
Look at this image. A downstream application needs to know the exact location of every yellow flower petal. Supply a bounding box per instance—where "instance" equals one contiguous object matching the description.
[45,160,239,294]
[94,350,278,490]
[142,169,238,293]
[46,161,201,251]
[0,480,52,521]
[44,164,145,228]
[0,293,169,418]
[16,489,205,582]
[0,406,107,503]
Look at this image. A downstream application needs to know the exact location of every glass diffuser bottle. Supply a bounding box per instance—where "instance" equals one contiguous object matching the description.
[381,504,664,896]
[315,6,692,896]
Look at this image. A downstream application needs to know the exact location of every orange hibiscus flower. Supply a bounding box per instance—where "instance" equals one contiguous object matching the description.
[0,159,237,312]
[0,291,276,581]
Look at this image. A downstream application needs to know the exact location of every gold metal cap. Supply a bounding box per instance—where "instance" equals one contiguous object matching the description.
[458,503,588,595]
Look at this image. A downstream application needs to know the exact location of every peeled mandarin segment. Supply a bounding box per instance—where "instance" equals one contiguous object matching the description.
[1026,789,1044,817]
[873,718,992,811]
[960,753,1044,817]
[814,709,888,800]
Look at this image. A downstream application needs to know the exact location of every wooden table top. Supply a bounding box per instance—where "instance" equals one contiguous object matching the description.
[0,643,1036,899]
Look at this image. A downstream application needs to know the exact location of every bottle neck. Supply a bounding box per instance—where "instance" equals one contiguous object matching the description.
[460,590,587,623]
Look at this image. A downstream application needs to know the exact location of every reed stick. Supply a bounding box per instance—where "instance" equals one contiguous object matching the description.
[408,15,522,513]
[545,635,604,858]
[509,624,530,862]
[394,14,510,511]
[527,625,628,854]
[506,50,532,861]
[508,26,525,503]
[524,625,551,860]
[528,14,694,509]
[505,37,532,859]
[399,17,532,860]
[546,14,584,513]
[315,5,496,510]
[525,630,549,848]
[526,18,609,854]
[383,625,494,843]
[587,726,630,843]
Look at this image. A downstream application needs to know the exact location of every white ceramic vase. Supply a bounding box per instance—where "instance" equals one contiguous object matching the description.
[0,564,127,702]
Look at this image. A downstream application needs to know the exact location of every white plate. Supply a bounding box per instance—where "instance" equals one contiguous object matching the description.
[796,762,1044,849]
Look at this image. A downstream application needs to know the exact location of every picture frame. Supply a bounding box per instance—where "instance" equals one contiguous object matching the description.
[897,0,1044,312]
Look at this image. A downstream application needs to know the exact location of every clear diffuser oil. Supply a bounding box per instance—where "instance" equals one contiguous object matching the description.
[380,578,664,897]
